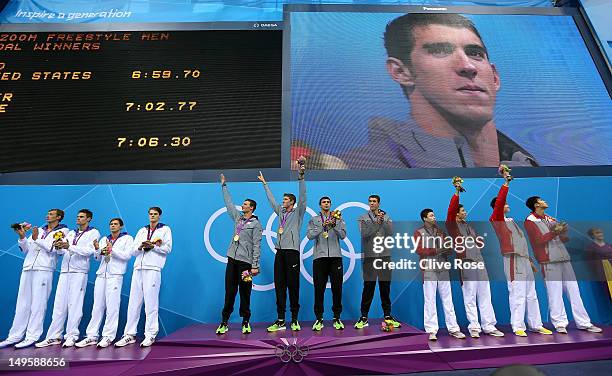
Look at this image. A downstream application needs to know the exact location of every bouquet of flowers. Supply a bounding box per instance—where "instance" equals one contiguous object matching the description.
[381,319,395,332]
[452,176,466,192]
[498,164,513,181]
[331,210,342,220]
[101,243,112,262]
[53,231,65,249]
[241,270,253,282]
[101,243,112,256]
[296,155,306,174]
[10,222,32,231]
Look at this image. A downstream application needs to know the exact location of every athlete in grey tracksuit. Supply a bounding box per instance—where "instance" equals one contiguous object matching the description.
[307,196,347,328]
[216,174,262,334]
[259,165,306,331]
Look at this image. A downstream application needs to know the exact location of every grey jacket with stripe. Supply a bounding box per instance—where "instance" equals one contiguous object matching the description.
[264,177,306,251]
[307,214,347,259]
[223,185,262,268]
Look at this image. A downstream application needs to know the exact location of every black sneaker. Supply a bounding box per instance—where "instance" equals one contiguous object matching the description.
[215,322,229,335]
[384,315,401,328]
[354,316,369,329]
[242,321,251,334]
[267,320,286,332]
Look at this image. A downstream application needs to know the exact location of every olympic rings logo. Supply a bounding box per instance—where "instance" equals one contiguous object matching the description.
[204,202,369,291]
[275,339,309,363]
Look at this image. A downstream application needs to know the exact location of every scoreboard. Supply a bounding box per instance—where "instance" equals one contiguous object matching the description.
[0,30,282,171]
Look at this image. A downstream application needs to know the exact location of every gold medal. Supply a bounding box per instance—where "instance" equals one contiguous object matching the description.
[323,231,329,238]
[233,234,240,242]
[278,227,284,235]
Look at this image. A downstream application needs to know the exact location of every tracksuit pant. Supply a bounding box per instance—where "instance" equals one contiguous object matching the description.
[85,275,124,341]
[46,272,88,340]
[360,257,392,317]
[460,264,497,333]
[313,257,343,319]
[274,249,300,320]
[541,261,592,329]
[123,269,161,338]
[5,270,54,342]
[221,257,253,322]
[503,254,543,332]
[423,270,460,334]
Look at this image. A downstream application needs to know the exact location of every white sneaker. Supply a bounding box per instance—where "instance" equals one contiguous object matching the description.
[449,331,466,339]
[14,339,36,349]
[485,329,505,337]
[140,337,155,347]
[470,330,480,338]
[35,338,62,348]
[62,337,76,348]
[97,337,112,348]
[556,327,568,334]
[428,332,438,341]
[0,339,20,348]
[584,325,603,333]
[114,335,136,347]
[75,337,98,348]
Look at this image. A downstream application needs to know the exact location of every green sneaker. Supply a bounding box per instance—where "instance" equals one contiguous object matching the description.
[242,322,251,334]
[385,315,401,328]
[333,318,345,330]
[354,317,368,329]
[215,322,228,335]
[291,320,301,331]
[312,319,324,331]
[266,320,286,332]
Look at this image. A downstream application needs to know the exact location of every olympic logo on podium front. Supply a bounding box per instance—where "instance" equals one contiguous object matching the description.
[203,202,369,291]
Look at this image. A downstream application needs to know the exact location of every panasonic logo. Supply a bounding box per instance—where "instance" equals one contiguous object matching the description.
[423,7,447,11]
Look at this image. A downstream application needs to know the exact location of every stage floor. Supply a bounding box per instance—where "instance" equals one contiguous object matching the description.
[0,321,610,375]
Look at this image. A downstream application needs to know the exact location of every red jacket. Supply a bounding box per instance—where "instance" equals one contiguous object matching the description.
[414,226,447,258]
[524,212,570,263]
[489,185,530,257]
[446,193,484,260]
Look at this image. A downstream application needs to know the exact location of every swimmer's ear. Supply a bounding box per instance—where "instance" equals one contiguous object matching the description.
[386,57,415,93]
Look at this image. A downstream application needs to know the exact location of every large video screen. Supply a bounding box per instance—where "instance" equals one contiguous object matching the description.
[0,29,282,171]
[288,10,612,170]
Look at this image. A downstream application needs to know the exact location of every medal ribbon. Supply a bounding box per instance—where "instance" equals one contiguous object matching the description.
[280,210,293,228]
[236,217,253,236]
[72,226,92,245]
[320,212,331,231]
[147,225,160,241]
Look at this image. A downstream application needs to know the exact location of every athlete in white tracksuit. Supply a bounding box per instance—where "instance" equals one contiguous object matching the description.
[115,207,172,348]
[76,218,134,348]
[37,209,100,348]
[0,209,68,349]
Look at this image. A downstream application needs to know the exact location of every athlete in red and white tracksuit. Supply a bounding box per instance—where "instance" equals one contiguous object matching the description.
[447,190,500,336]
[490,183,545,334]
[524,200,598,332]
[415,209,463,339]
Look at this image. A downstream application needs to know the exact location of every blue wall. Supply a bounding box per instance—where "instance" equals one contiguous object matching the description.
[1,176,610,338]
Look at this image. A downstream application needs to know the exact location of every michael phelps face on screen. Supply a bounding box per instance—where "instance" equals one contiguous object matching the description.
[388,24,500,128]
